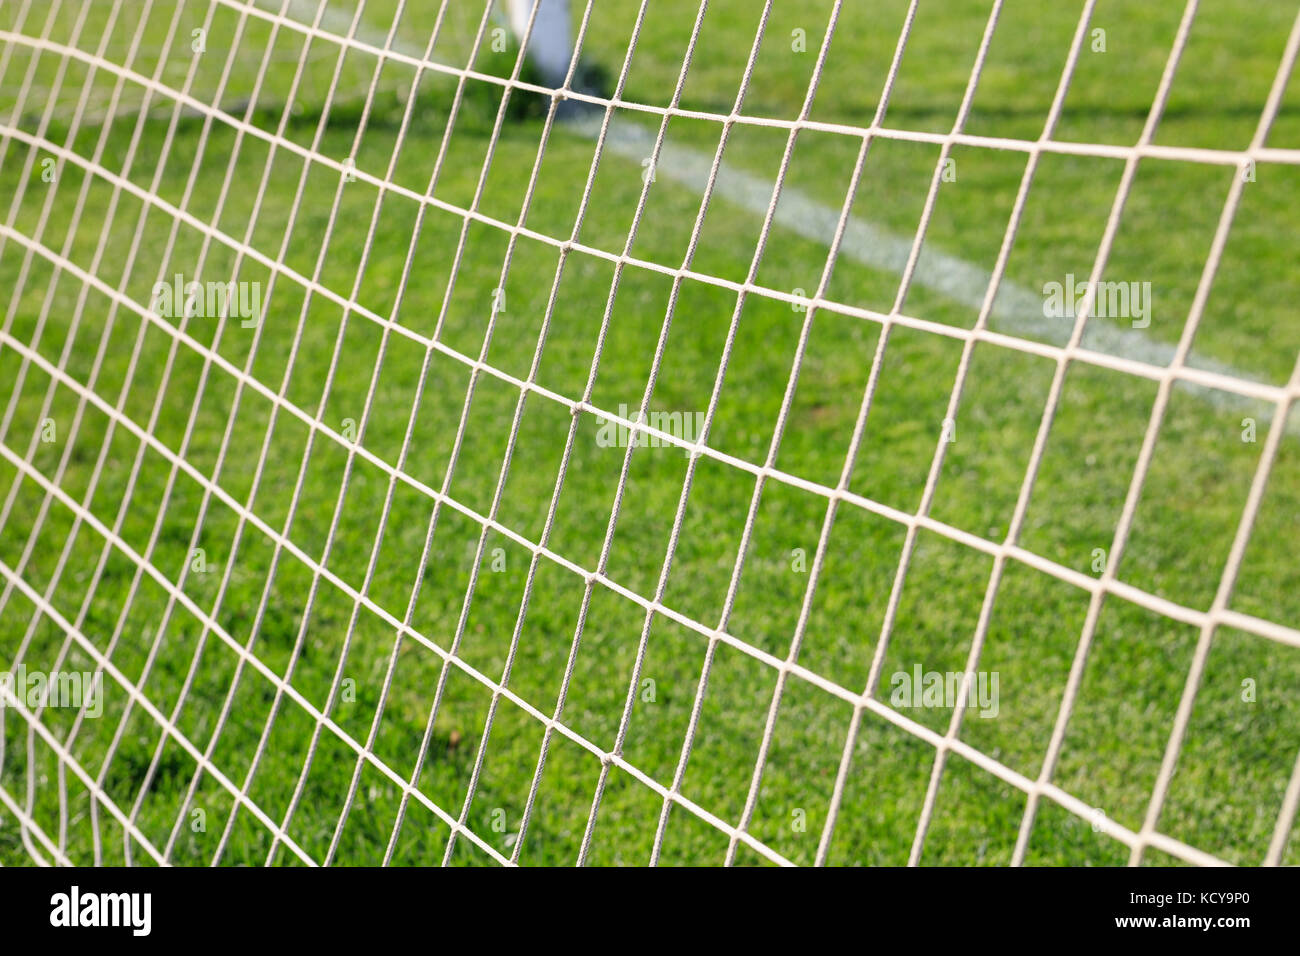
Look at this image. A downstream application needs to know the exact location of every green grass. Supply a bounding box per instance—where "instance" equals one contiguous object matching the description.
[0,0,1299,867]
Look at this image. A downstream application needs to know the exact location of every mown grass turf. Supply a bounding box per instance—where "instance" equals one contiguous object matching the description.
[0,0,1298,866]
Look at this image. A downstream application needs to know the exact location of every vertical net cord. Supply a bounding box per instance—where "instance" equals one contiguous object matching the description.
[568,0,783,866]
[0,0,191,867]
[756,0,1014,866]
[374,0,626,868]
[63,0,313,866]
[241,0,467,868]
[10,0,199,867]
[139,0,406,865]
[514,0,721,866]
[2,0,1298,866]
[1126,7,1300,867]
[0,0,123,864]
[4,0,345,867]
[142,0,469,867]
[1006,0,1206,865]
[1011,0,1300,867]
[902,0,1102,866]
[125,0,357,863]
[97,0,360,867]
[285,0,549,868]
[200,0,471,867]
[645,0,835,866]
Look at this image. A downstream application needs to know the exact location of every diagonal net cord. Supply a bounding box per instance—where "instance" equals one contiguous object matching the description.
[729,0,1011,865]
[1,0,1298,867]
[395,0,662,867]
[0,0,295,866]
[228,0,476,869]
[123,0,369,865]
[1,26,1292,665]
[641,0,871,866]
[903,0,1210,866]
[3,20,1297,422]
[1127,7,1300,866]
[3,0,230,867]
[0,0,131,864]
[1009,0,1300,868]
[511,0,732,866]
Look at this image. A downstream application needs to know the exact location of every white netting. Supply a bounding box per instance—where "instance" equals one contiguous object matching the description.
[1,0,1298,867]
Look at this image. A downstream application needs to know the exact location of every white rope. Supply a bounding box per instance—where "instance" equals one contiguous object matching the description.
[2,0,1296,867]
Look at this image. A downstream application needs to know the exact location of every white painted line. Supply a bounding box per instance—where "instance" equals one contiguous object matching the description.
[283,0,1287,423]
[17,0,1272,430]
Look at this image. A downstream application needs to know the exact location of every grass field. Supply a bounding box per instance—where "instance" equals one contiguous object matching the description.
[1,0,1299,866]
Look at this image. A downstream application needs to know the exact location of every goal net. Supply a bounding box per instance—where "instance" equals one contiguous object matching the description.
[1,0,1299,867]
